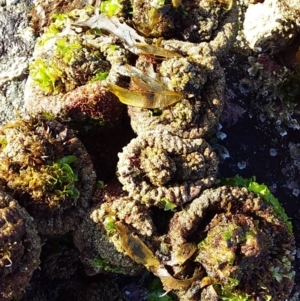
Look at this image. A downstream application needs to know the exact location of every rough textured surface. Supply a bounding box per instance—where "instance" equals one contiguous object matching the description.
[24,7,127,121]
[168,186,295,301]
[117,131,218,208]
[0,0,35,126]
[73,182,144,276]
[0,1,300,300]
[25,80,124,123]
[0,191,41,301]
[0,116,96,237]
[243,0,299,53]
[131,0,239,58]
[128,44,225,138]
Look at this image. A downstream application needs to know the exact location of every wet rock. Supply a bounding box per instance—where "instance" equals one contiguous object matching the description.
[0,0,35,125]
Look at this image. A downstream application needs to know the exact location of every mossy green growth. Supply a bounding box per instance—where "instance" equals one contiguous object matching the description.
[29,58,63,93]
[198,220,239,268]
[91,255,122,273]
[0,155,79,203]
[100,0,123,17]
[217,278,251,301]
[147,278,175,301]
[30,6,111,94]
[161,197,176,211]
[55,37,82,64]
[103,216,117,234]
[37,13,69,46]
[30,36,84,93]
[51,156,80,201]
[221,175,293,234]
[38,7,94,46]
[89,71,109,83]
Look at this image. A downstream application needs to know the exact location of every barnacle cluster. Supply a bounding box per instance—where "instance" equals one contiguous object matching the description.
[128,47,225,138]
[0,116,96,237]
[117,131,218,207]
[25,0,239,130]
[25,6,128,122]
[131,0,238,55]
[29,10,111,94]
[243,53,300,130]
[168,185,295,300]
[73,181,145,276]
[0,191,41,301]
[51,3,294,301]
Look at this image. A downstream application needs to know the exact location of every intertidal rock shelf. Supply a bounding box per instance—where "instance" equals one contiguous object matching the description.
[0,0,299,301]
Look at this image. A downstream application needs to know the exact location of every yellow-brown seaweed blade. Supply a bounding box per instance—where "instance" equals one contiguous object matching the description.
[115,222,160,268]
[115,222,201,293]
[107,83,182,109]
[135,43,182,58]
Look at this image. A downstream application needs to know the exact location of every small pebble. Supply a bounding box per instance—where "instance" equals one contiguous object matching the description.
[270,148,277,156]
[292,189,299,197]
[237,161,246,169]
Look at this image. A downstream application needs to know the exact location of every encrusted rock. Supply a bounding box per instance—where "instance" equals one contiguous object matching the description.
[0,116,96,237]
[25,80,124,123]
[24,7,127,122]
[128,44,225,138]
[117,131,218,208]
[73,181,148,276]
[243,0,299,53]
[131,0,238,58]
[168,186,295,300]
[0,191,41,301]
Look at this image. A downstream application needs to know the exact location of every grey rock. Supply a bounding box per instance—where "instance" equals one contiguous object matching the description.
[0,0,35,125]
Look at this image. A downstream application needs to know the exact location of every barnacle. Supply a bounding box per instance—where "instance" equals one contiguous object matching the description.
[117,131,218,208]
[130,0,238,54]
[0,116,96,237]
[0,191,41,301]
[131,0,179,38]
[90,182,205,293]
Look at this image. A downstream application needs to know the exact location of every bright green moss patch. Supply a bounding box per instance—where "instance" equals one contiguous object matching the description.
[100,0,123,17]
[55,37,82,64]
[221,175,293,234]
[103,216,117,234]
[217,277,251,301]
[0,155,79,203]
[52,156,79,201]
[29,58,63,93]
[161,197,176,211]
[89,71,109,83]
